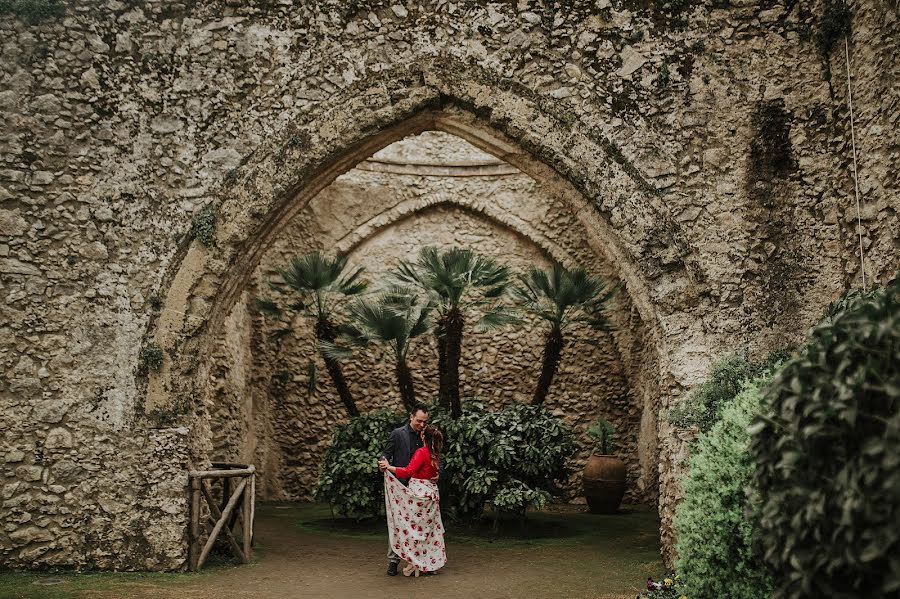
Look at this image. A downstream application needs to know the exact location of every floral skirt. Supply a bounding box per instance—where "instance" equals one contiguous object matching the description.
[384,472,446,572]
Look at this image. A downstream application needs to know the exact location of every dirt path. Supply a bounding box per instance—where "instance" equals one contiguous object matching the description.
[5,504,662,599]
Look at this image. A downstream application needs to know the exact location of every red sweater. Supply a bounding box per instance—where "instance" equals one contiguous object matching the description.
[394,446,438,480]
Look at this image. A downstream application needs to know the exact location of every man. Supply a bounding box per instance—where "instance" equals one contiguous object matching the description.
[379,402,428,576]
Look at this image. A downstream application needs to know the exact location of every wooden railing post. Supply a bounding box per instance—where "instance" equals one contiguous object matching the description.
[242,472,253,562]
[189,476,201,571]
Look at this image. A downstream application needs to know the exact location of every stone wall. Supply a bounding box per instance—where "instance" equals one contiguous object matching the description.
[1,0,897,570]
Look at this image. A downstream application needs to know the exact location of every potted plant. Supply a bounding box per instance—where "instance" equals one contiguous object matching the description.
[582,418,626,514]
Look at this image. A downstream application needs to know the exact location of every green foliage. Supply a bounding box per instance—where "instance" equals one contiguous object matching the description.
[395,247,518,416]
[491,479,550,514]
[668,349,790,433]
[513,263,614,335]
[587,418,616,455]
[140,343,164,372]
[261,251,367,326]
[323,288,433,410]
[190,205,217,247]
[822,285,878,319]
[674,379,774,599]
[0,0,65,24]
[817,0,852,57]
[147,397,188,427]
[257,252,368,415]
[430,402,576,520]
[750,279,900,598]
[395,246,517,331]
[276,252,367,301]
[316,409,404,519]
[324,288,432,363]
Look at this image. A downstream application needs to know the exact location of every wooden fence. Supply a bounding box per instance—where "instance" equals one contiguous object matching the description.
[188,462,256,571]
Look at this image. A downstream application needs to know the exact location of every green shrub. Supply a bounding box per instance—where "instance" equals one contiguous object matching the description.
[430,401,576,521]
[674,378,774,599]
[316,402,575,522]
[750,278,900,598]
[316,409,404,519]
[669,349,790,433]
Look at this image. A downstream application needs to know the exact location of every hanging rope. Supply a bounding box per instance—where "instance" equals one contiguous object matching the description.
[844,37,867,291]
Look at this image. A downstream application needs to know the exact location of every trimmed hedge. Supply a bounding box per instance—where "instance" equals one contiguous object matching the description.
[750,279,900,598]
[675,378,773,599]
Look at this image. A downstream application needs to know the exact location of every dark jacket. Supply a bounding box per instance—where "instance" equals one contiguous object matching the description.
[382,424,423,485]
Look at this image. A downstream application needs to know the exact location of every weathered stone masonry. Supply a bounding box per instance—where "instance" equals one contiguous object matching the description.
[1,0,897,570]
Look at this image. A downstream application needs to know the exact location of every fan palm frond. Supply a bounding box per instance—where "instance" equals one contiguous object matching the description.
[318,339,355,362]
[254,297,282,317]
[515,263,615,333]
[476,306,523,332]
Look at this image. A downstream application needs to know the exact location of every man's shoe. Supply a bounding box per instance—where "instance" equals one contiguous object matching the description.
[386,562,399,576]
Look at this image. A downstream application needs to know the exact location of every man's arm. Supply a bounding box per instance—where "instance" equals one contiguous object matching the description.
[382,429,398,465]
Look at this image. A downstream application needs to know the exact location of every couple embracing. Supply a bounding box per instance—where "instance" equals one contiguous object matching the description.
[378,402,447,577]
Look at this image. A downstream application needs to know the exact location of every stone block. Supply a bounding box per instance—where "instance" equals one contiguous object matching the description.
[15,466,43,482]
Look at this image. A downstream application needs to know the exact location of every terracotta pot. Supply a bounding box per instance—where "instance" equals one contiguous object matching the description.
[582,454,626,514]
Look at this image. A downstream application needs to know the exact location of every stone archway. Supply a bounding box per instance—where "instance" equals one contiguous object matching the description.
[204,129,659,506]
[144,65,712,559]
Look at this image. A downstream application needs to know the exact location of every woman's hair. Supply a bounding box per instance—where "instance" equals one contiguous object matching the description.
[423,425,443,470]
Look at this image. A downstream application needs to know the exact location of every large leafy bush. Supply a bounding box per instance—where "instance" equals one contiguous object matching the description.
[316,402,576,522]
[430,401,576,521]
[750,279,900,598]
[316,409,404,518]
[674,378,774,599]
[669,349,790,433]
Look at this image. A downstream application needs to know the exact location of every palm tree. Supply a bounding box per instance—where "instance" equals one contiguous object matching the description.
[321,288,433,412]
[514,263,615,406]
[396,247,518,418]
[256,252,367,417]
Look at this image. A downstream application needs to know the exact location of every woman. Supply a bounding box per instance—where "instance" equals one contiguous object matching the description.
[380,425,446,577]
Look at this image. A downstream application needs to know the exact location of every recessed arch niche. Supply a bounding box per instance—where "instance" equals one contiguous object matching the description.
[202,131,659,505]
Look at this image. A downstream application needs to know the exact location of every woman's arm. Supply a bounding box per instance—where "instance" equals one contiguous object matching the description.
[391,447,426,478]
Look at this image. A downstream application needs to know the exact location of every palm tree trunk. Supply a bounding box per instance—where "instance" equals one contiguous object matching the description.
[532,328,564,406]
[395,359,417,413]
[435,321,450,410]
[316,318,359,417]
[444,308,464,418]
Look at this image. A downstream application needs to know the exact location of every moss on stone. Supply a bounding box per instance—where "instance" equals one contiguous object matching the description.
[190,205,217,247]
[0,0,64,24]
